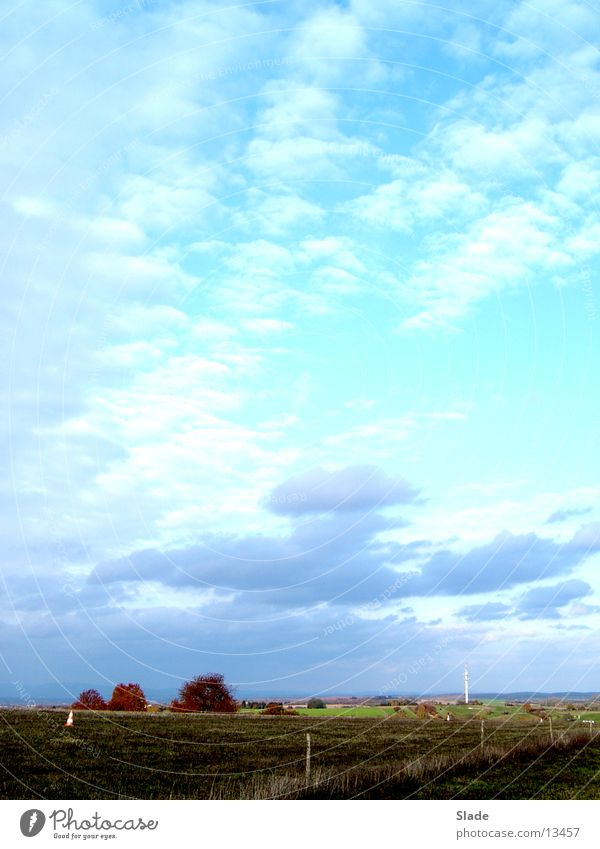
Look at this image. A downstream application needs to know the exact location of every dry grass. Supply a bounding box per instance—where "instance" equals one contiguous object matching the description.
[208,729,593,799]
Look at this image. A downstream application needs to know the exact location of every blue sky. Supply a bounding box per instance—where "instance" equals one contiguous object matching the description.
[1,0,600,699]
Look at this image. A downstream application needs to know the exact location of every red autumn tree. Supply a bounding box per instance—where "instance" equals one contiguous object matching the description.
[171,674,237,713]
[72,688,107,711]
[108,682,147,711]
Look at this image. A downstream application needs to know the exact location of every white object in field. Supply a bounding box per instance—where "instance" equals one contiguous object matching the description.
[65,710,74,726]
[464,666,469,705]
[446,712,451,721]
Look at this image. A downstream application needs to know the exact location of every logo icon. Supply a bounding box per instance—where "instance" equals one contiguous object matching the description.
[20,810,46,837]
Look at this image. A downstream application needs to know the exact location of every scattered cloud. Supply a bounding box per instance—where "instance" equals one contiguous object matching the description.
[457,602,512,622]
[546,505,593,524]
[516,579,592,620]
[404,529,584,597]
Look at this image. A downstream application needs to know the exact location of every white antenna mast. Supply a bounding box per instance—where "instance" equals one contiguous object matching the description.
[464,666,469,705]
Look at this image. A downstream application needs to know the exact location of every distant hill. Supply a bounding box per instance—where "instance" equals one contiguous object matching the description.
[1,682,598,707]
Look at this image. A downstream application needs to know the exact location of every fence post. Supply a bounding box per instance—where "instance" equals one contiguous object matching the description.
[549,716,554,744]
[306,733,311,783]
[480,719,484,752]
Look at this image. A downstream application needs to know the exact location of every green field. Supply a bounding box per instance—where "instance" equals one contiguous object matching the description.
[577,712,600,722]
[240,706,394,715]
[1,708,599,799]
[294,707,395,717]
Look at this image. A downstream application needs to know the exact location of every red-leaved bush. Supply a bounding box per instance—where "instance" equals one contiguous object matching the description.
[108,682,147,711]
[72,688,107,711]
[171,674,237,713]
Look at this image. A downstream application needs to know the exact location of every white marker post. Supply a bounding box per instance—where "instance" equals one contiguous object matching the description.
[65,710,74,727]
[306,733,311,783]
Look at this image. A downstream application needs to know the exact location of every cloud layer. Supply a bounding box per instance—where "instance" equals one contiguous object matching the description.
[1,0,600,695]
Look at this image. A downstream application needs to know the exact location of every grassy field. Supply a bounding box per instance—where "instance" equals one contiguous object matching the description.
[239,706,395,716]
[294,707,395,717]
[240,703,527,719]
[1,709,598,800]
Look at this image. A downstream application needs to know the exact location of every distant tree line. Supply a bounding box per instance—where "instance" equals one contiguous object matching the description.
[72,674,237,713]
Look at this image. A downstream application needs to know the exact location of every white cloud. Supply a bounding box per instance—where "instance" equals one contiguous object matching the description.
[242,318,293,334]
[345,398,375,410]
[300,236,366,274]
[565,218,600,258]
[290,7,370,83]
[86,248,199,297]
[111,304,190,335]
[96,341,165,369]
[320,411,467,460]
[434,116,566,177]
[117,169,219,232]
[254,82,340,141]
[236,191,324,237]
[86,217,148,248]
[400,199,572,329]
[495,0,600,60]
[12,196,57,218]
[246,136,345,179]
[312,266,361,294]
[557,158,600,199]
[351,163,487,232]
